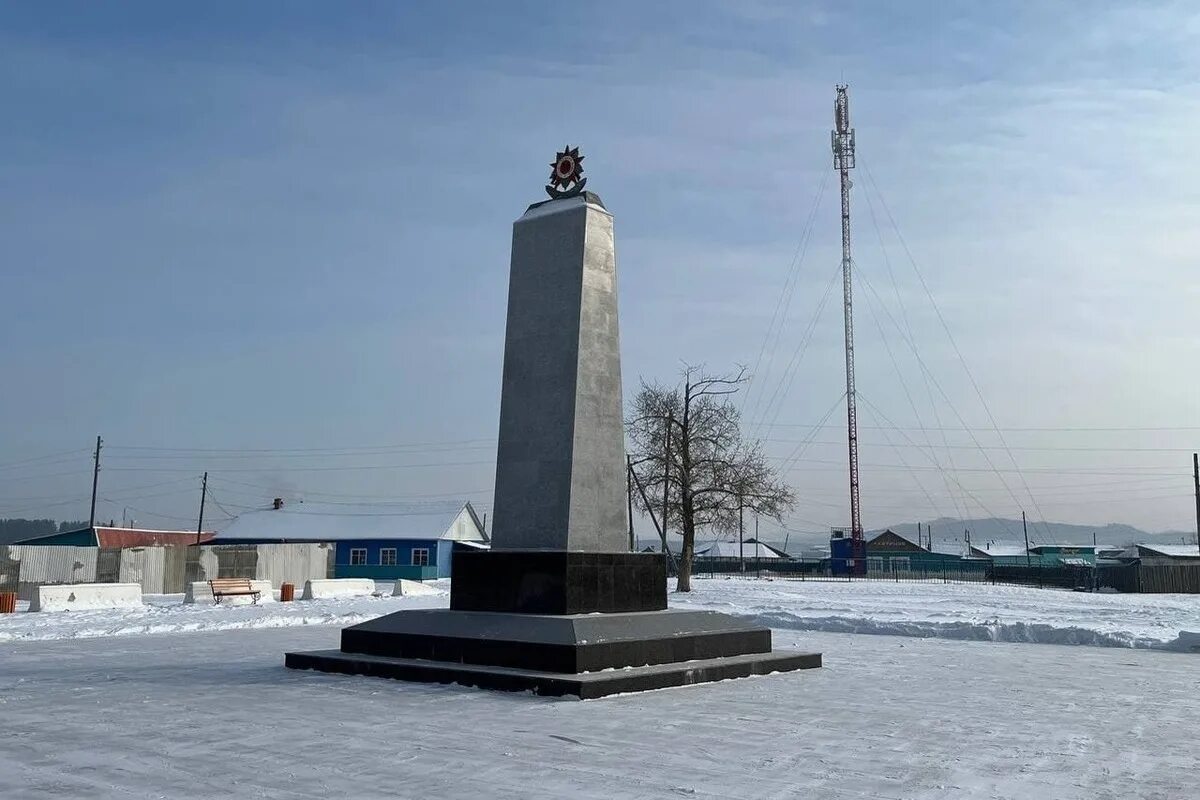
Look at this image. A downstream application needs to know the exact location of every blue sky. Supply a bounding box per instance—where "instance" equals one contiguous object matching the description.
[2,2,1197,539]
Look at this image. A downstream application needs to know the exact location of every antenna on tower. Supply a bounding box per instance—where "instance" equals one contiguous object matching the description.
[831,84,865,575]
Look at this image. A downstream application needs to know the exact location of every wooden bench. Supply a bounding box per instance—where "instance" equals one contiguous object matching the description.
[208,578,261,605]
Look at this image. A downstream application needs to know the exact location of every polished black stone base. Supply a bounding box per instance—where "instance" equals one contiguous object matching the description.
[450,550,667,614]
[286,648,821,700]
[285,608,821,698]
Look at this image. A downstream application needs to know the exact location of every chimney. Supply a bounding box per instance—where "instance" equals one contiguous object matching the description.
[273,498,284,510]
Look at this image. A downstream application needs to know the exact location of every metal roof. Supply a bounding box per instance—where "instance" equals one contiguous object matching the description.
[1136,544,1200,558]
[95,528,215,547]
[970,544,1030,558]
[695,539,789,559]
[213,501,487,543]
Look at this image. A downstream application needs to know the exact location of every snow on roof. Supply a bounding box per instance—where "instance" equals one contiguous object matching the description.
[1137,543,1200,558]
[213,502,486,543]
[1028,544,1096,552]
[970,544,1029,558]
[695,540,789,559]
[929,540,970,558]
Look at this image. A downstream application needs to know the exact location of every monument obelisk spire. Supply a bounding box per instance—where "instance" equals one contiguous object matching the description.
[287,149,820,697]
[491,147,627,551]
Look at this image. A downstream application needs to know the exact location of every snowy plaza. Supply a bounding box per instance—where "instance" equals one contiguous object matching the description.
[2,578,1197,800]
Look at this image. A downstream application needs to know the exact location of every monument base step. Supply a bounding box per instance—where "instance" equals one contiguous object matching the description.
[285,648,821,699]
[336,608,783,673]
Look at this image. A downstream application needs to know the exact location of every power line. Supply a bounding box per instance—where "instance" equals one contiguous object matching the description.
[862,162,1055,539]
[852,265,1048,538]
[761,438,1200,454]
[0,449,90,473]
[854,261,960,520]
[744,169,830,422]
[102,459,494,474]
[103,444,495,461]
[749,261,844,436]
[764,423,1200,432]
[860,171,967,519]
[206,479,492,500]
[105,438,494,455]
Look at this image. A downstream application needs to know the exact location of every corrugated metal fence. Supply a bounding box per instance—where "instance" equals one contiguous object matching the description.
[0,543,334,599]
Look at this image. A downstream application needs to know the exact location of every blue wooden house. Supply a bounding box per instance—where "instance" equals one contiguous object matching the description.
[211,501,488,581]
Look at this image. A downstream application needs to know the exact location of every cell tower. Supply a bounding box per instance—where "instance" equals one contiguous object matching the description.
[831,84,865,574]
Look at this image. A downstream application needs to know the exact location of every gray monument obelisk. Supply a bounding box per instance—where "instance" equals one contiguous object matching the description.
[286,148,820,697]
[490,189,627,551]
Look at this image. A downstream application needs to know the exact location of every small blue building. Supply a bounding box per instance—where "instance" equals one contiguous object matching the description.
[211,501,488,581]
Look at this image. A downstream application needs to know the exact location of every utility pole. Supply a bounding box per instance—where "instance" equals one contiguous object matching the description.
[195,472,208,546]
[661,413,673,557]
[738,496,745,573]
[832,84,864,575]
[626,454,635,551]
[88,435,103,531]
[1193,452,1199,555]
[1022,511,1031,569]
[755,512,761,576]
[630,464,676,574]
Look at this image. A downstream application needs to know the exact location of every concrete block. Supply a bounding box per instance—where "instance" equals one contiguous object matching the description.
[183,580,275,605]
[30,582,143,613]
[393,579,442,597]
[301,578,377,600]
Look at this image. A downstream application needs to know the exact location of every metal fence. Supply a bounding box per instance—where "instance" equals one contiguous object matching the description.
[671,556,1200,594]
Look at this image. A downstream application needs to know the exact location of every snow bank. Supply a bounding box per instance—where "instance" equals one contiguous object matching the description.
[301,578,377,600]
[183,580,275,605]
[1,576,1195,653]
[0,581,451,643]
[29,583,142,613]
[393,579,442,597]
[673,577,1200,653]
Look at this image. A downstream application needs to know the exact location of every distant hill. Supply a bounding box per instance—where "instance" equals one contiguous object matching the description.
[636,516,1196,556]
[878,517,1193,549]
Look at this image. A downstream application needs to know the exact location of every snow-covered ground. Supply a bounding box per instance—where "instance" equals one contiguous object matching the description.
[2,626,1196,799]
[0,581,449,644]
[2,577,1196,653]
[2,578,1199,797]
[673,577,1200,652]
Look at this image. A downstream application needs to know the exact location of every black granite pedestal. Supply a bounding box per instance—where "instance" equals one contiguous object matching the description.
[285,551,821,699]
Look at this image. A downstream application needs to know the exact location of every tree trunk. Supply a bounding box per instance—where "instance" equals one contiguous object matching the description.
[675,381,694,592]
[677,516,695,592]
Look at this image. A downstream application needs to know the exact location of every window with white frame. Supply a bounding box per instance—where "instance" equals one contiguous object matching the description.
[349,548,367,566]
[380,548,397,566]
[411,547,430,567]
[891,557,911,573]
[867,557,884,574]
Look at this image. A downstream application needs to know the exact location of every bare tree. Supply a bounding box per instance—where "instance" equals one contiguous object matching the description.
[626,365,794,592]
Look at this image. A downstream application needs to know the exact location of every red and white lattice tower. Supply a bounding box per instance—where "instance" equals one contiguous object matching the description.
[831,84,866,574]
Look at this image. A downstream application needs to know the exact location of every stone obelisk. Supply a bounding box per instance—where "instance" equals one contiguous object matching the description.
[286,148,820,697]
[490,190,627,551]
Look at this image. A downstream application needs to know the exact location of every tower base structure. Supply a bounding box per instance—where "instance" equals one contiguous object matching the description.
[285,552,821,699]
